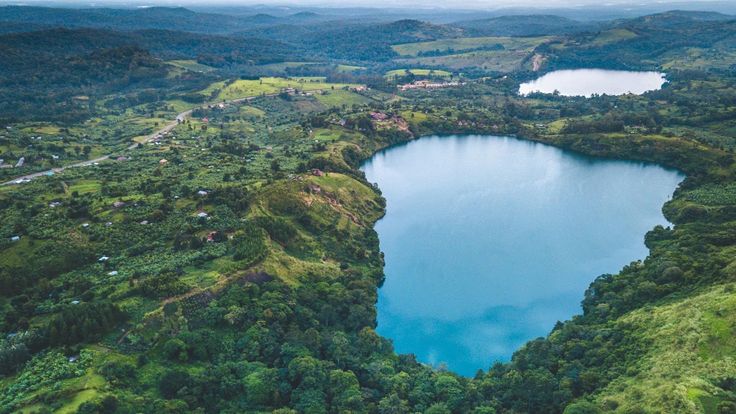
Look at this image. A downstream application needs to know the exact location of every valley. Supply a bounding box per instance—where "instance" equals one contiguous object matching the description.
[0,4,736,414]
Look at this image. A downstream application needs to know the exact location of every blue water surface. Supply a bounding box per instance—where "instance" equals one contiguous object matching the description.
[361,135,683,376]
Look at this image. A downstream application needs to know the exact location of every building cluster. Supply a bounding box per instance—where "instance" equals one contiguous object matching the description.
[397,80,465,91]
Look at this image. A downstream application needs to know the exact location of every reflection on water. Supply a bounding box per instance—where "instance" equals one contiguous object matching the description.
[362,135,683,375]
[519,69,666,97]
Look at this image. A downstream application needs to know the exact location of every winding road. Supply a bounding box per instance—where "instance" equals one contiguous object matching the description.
[1,109,192,186]
[0,93,274,186]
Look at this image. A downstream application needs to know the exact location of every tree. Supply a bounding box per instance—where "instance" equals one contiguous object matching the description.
[159,370,191,399]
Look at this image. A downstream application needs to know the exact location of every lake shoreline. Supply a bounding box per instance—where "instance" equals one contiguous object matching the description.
[361,133,684,375]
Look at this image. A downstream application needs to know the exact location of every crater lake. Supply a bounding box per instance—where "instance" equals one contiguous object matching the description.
[519,69,666,97]
[361,134,684,376]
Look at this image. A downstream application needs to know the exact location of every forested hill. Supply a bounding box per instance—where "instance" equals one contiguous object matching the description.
[0,27,294,65]
[541,11,736,70]
[0,5,345,34]
[0,27,291,122]
[451,15,597,36]
[262,19,466,62]
[0,6,266,34]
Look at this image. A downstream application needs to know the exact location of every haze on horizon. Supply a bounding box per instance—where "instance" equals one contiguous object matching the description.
[0,0,731,11]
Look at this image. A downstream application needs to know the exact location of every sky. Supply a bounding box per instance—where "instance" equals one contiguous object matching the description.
[2,0,731,8]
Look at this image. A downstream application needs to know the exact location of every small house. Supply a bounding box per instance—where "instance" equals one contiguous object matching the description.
[370,112,388,121]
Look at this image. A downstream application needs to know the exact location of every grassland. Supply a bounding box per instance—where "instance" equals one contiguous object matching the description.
[590,29,638,46]
[166,60,216,73]
[313,89,374,107]
[592,283,736,413]
[394,36,551,73]
[392,36,551,57]
[384,68,452,79]
[201,77,359,101]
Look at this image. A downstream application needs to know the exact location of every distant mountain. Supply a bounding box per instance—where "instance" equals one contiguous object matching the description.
[0,27,293,65]
[0,21,52,34]
[0,5,299,34]
[610,9,735,30]
[452,15,598,36]
[234,18,464,61]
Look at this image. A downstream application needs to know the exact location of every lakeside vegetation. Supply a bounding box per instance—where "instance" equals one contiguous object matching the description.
[0,5,736,414]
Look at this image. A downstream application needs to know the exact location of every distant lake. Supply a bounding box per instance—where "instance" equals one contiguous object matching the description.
[362,135,683,376]
[519,69,666,97]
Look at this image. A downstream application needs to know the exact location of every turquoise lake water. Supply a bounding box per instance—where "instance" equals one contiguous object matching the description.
[361,135,683,376]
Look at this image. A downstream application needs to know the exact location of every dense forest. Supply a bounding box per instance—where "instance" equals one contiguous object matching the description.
[0,4,736,414]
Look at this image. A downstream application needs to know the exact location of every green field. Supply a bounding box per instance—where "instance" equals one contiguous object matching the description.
[335,64,366,73]
[166,60,216,73]
[590,28,638,46]
[392,36,551,57]
[201,77,359,101]
[384,68,452,79]
[314,89,374,107]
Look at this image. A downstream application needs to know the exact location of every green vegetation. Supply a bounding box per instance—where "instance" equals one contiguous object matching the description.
[384,68,453,79]
[166,60,216,73]
[1,5,736,414]
[392,36,550,57]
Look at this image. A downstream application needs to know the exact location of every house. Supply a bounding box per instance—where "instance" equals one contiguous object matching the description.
[311,168,325,177]
[10,236,20,242]
[71,300,80,305]
[159,159,168,165]
[116,156,128,162]
[98,256,109,262]
[112,201,126,208]
[197,211,209,219]
[370,112,389,121]
[49,201,62,208]
[398,80,465,91]
[82,223,90,228]
[206,231,218,242]
[15,157,24,168]
[108,270,118,276]
[197,190,208,196]
[140,220,149,225]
